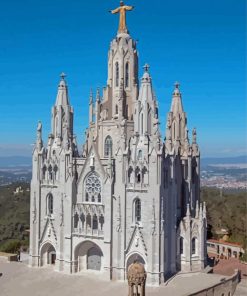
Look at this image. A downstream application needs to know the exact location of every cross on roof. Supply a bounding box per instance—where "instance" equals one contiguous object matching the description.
[60,72,66,80]
[143,63,150,73]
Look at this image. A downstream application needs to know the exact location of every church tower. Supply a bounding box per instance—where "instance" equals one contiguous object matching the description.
[29,1,207,286]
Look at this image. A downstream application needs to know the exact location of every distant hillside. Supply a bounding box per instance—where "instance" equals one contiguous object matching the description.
[201,187,247,248]
[0,156,32,168]
[201,156,247,168]
[0,182,30,250]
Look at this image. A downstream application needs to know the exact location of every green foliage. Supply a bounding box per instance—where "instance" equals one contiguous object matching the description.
[0,239,21,253]
[201,187,247,247]
[240,251,247,262]
[0,182,30,250]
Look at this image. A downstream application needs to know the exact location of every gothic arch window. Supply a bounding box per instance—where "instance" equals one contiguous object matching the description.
[135,167,141,183]
[86,213,91,230]
[173,122,176,140]
[85,172,101,203]
[134,198,141,222]
[74,212,79,228]
[93,214,98,230]
[99,214,104,231]
[54,165,58,181]
[141,113,144,134]
[180,237,184,254]
[115,104,118,115]
[115,62,119,87]
[142,166,148,184]
[104,136,112,157]
[98,193,101,203]
[125,62,129,87]
[192,237,197,255]
[128,166,134,183]
[137,150,142,160]
[42,166,47,180]
[48,165,53,180]
[47,193,53,215]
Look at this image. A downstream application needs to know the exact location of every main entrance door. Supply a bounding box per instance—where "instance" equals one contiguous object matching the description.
[87,247,101,270]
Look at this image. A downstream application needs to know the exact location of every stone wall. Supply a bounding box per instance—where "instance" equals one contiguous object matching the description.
[187,269,240,296]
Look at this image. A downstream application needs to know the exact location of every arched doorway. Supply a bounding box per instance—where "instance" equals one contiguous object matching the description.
[87,247,102,270]
[40,242,56,266]
[126,253,145,271]
[74,241,103,272]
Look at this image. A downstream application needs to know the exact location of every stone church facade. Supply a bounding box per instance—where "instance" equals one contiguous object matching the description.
[29,5,207,286]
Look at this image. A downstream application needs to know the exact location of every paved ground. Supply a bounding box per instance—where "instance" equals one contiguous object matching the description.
[211,257,247,279]
[0,257,239,296]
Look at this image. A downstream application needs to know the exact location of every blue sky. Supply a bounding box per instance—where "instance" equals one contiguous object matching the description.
[0,0,246,157]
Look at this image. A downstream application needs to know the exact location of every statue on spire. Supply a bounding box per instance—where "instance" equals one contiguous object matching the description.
[110,1,134,34]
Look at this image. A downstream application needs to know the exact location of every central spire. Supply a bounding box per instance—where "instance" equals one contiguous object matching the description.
[110,1,134,34]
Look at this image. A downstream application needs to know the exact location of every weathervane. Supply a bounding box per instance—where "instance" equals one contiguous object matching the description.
[110,1,134,34]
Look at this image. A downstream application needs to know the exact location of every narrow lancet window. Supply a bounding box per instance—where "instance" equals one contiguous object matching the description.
[135,199,141,222]
[180,237,184,254]
[104,136,113,157]
[47,193,53,215]
[125,62,129,87]
[115,62,119,87]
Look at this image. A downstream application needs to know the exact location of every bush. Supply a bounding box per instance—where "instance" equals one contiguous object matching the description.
[0,239,21,254]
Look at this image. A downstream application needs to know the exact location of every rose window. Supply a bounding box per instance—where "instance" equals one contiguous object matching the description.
[85,173,101,202]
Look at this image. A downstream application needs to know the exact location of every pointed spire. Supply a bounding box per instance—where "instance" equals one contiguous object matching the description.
[203,201,207,219]
[89,88,93,105]
[186,203,191,219]
[195,200,199,218]
[199,202,203,221]
[192,128,197,144]
[56,73,69,106]
[89,89,94,124]
[36,121,43,150]
[96,88,100,102]
[173,81,180,96]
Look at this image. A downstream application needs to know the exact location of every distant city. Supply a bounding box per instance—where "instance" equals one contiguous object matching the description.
[0,155,246,190]
[201,156,247,190]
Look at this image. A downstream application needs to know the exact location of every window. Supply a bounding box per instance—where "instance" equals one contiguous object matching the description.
[115,105,118,115]
[47,193,53,215]
[192,237,196,255]
[141,113,144,134]
[54,165,58,181]
[48,165,53,180]
[98,193,101,203]
[85,172,101,203]
[42,166,47,180]
[180,237,184,254]
[86,213,91,229]
[104,136,112,157]
[128,166,134,183]
[135,167,141,183]
[74,212,79,228]
[93,214,98,230]
[135,199,141,222]
[125,62,129,87]
[137,150,142,160]
[115,62,119,87]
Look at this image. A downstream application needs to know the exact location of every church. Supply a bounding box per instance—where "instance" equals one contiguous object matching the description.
[29,1,207,286]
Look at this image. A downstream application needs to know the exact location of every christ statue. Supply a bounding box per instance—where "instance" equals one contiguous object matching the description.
[110,1,134,33]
